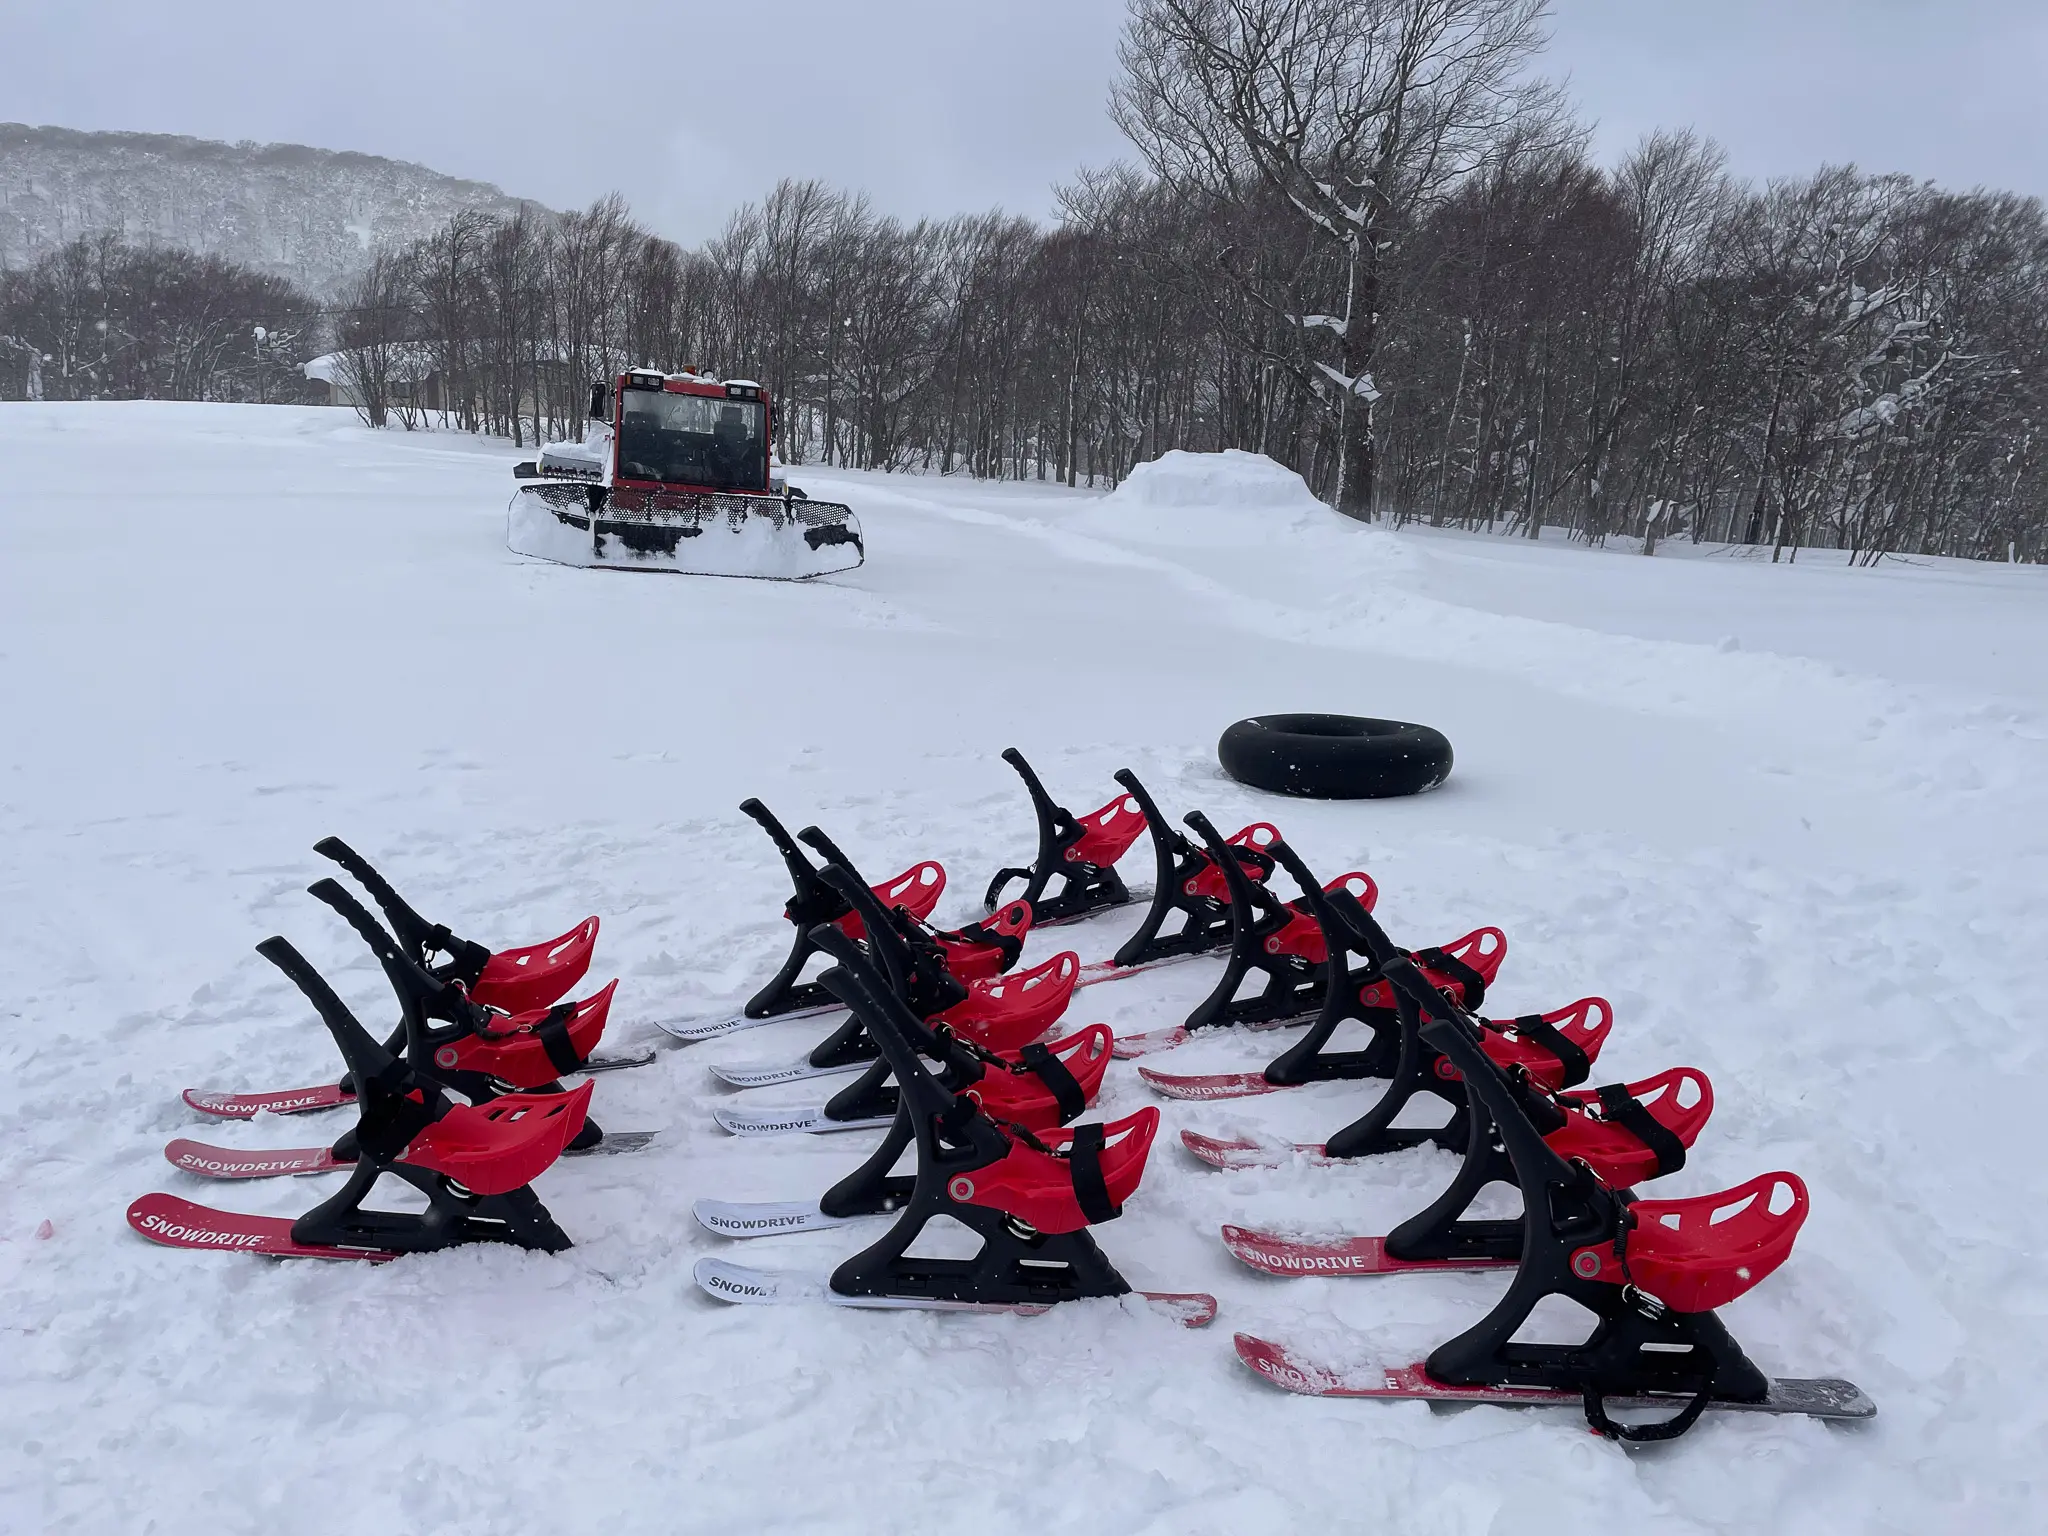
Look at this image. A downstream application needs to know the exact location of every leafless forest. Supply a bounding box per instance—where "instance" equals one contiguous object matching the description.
[4,0,2044,562]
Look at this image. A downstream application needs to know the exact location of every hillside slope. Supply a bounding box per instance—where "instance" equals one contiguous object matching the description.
[0,124,543,293]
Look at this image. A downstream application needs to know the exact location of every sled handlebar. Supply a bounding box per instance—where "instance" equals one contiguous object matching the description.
[255,935,392,1085]
[312,837,432,955]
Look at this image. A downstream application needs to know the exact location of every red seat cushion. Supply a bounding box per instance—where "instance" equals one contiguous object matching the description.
[1264,872,1379,964]
[960,1025,1112,1131]
[1184,822,1282,902]
[1543,1067,1713,1186]
[834,861,946,940]
[935,899,1034,982]
[1358,927,1506,1011]
[1477,997,1614,1089]
[952,1107,1160,1235]
[1569,1172,1809,1313]
[437,981,617,1088]
[939,951,1079,1053]
[402,1081,593,1196]
[1064,792,1148,868]
[470,917,599,1014]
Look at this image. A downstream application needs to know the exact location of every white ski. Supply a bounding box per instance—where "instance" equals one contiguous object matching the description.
[657,1001,844,1044]
[711,1103,894,1137]
[692,1199,863,1239]
[706,1054,868,1090]
[691,1257,1218,1324]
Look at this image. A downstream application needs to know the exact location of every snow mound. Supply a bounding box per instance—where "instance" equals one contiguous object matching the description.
[1091,449,1332,544]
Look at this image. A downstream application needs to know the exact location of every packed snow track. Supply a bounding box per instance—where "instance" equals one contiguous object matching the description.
[2,406,2044,1533]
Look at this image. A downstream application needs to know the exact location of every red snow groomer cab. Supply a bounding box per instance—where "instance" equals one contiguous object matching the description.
[508,369,863,580]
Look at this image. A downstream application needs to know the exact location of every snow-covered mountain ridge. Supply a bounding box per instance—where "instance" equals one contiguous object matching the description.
[0,123,545,294]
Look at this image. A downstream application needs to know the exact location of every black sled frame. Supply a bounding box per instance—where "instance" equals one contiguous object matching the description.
[256,935,574,1255]
[808,916,1131,1308]
[981,749,1133,926]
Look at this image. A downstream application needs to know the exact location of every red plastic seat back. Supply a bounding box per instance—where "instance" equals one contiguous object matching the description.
[1544,1066,1714,1186]
[960,1025,1113,1131]
[936,899,1034,982]
[1359,926,1506,1012]
[1263,872,1378,964]
[1477,996,1613,1089]
[835,861,946,940]
[1570,1171,1809,1313]
[951,1106,1160,1235]
[471,917,599,1014]
[1064,792,1147,868]
[940,951,1080,1052]
[438,981,618,1089]
[1185,823,1282,902]
[403,1081,593,1196]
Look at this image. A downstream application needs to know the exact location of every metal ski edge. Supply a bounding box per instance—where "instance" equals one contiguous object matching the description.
[1233,1337,1875,1420]
[692,1258,1215,1325]
[576,1049,658,1075]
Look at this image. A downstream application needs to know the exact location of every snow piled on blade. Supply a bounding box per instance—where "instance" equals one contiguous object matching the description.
[3,404,2047,1531]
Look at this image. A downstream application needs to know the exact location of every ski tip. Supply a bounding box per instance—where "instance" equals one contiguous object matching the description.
[126,1191,393,1262]
[1138,1067,1277,1101]
[691,1256,813,1305]
[1137,1291,1220,1328]
[1111,1027,1187,1060]
[163,1139,340,1179]
[1233,1333,1338,1394]
[1178,1131,1273,1168]
[180,1089,257,1119]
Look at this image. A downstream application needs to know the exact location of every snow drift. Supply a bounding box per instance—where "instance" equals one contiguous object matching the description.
[1089,448,1338,545]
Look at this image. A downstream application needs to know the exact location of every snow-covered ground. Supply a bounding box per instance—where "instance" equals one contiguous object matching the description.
[2,405,2043,1533]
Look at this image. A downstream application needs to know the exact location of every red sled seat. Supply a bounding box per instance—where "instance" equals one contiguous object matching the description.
[1358,927,1505,1012]
[938,951,1080,1053]
[469,918,600,1015]
[834,861,947,940]
[1570,1171,1809,1313]
[1544,1067,1713,1187]
[401,1081,593,1196]
[1263,872,1380,965]
[436,981,618,1087]
[1063,792,1149,869]
[959,1025,1114,1132]
[1184,823,1283,902]
[1476,996,1614,1089]
[954,1106,1161,1235]
[935,899,1035,982]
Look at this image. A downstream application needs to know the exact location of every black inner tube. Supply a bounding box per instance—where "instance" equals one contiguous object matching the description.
[1217,714,1453,800]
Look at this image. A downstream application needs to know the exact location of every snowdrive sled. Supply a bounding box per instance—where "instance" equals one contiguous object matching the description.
[509,370,863,580]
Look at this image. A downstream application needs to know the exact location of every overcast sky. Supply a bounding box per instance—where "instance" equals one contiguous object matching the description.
[3,0,2043,241]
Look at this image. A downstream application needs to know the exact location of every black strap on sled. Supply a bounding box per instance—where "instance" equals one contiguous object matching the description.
[1017,1042,1087,1124]
[1497,1012,1590,1086]
[1414,945,1488,1011]
[534,1004,584,1078]
[314,837,492,985]
[1066,1123,1118,1224]
[1585,1083,1687,1177]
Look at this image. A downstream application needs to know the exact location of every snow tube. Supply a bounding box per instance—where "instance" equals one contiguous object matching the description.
[1217,714,1452,800]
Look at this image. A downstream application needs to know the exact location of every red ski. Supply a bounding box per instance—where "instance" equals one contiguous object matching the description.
[1137,1065,1281,1101]
[165,1139,342,1178]
[1221,1224,1513,1277]
[1233,1335,1875,1423]
[126,1192,395,1262]
[182,1084,350,1119]
[1179,1131,1320,1169]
